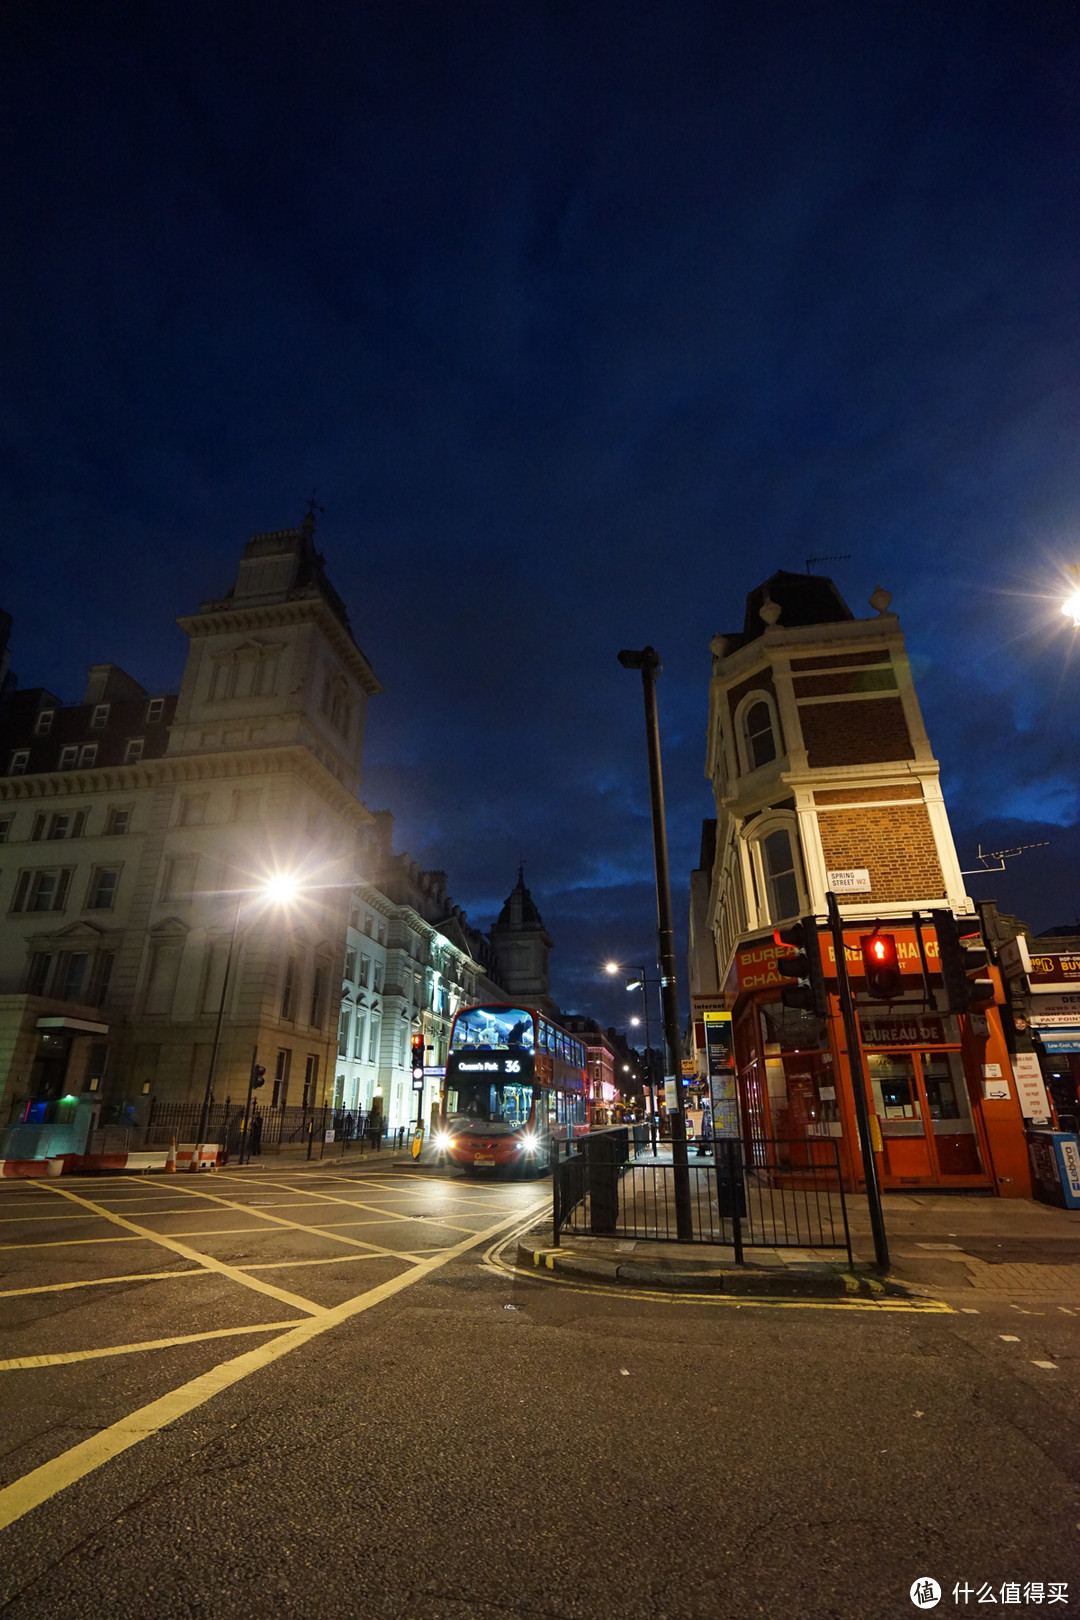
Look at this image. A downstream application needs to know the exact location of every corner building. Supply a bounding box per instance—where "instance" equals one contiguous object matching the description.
[689,571,1034,1197]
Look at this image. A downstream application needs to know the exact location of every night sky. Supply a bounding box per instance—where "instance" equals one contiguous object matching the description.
[4,2,1080,1032]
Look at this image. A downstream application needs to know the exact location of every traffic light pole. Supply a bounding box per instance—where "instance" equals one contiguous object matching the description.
[826,890,890,1273]
[618,647,693,1241]
[239,1046,261,1167]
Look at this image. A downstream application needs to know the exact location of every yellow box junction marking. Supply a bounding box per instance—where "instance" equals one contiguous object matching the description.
[0,1198,546,1533]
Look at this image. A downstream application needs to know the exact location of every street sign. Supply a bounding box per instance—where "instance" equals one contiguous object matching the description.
[827,867,871,893]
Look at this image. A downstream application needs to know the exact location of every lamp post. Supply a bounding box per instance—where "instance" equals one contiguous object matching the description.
[617,645,693,1240]
[196,874,299,1160]
[607,960,660,1150]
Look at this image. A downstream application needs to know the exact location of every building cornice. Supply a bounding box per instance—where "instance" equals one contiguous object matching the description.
[0,746,376,830]
[711,614,903,688]
[177,597,382,696]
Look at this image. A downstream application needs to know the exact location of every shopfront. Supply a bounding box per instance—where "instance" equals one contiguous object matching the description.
[728,928,1032,1197]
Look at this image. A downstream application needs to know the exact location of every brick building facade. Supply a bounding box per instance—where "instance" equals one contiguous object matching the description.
[687,571,1036,1197]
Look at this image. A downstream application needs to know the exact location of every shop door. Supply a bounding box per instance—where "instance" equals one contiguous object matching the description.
[866,1049,986,1185]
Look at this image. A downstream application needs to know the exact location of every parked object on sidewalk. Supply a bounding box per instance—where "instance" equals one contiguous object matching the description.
[1026,1130,1080,1210]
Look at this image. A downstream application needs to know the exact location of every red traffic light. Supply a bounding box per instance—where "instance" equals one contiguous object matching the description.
[411,1032,425,1079]
[860,931,902,1001]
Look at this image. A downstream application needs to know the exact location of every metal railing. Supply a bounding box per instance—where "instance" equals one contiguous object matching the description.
[553,1130,851,1264]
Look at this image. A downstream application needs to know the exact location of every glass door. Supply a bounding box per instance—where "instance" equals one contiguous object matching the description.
[920,1050,984,1177]
[866,1052,932,1181]
[866,1048,987,1184]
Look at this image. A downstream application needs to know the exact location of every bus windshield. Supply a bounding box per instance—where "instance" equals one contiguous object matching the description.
[447,1081,534,1130]
[450,1007,535,1052]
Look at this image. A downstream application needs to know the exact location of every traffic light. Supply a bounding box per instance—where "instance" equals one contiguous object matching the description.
[934,912,994,1011]
[251,1064,266,1089]
[861,931,902,1001]
[773,919,827,1017]
[411,1032,425,1081]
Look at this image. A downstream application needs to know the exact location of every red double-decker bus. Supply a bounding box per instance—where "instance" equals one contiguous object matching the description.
[436,1004,588,1176]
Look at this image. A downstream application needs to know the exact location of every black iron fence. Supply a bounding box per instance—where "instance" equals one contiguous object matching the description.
[553,1129,851,1264]
[75,1102,413,1160]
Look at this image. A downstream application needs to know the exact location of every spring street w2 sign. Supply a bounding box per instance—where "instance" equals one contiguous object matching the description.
[826,868,872,893]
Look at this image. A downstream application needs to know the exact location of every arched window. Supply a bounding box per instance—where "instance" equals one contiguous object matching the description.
[746,816,805,926]
[735,691,781,775]
[760,827,800,922]
[745,700,777,769]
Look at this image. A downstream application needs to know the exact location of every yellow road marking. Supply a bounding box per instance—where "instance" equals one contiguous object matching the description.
[0,1269,205,1299]
[41,1186,325,1317]
[158,1182,446,1263]
[0,1321,294,1370]
[0,1198,546,1532]
[0,1213,103,1223]
[481,1222,954,1315]
[0,1235,146,1251]
[239,1253,402,1272]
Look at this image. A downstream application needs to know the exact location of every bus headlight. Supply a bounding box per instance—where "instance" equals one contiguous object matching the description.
[519,1134,537,1153]
[434,1133,453,1152]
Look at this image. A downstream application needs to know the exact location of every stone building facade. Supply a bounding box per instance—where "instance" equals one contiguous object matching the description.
[0,519,505,1147]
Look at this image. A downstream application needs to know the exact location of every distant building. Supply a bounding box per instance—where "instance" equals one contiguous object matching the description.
[688,571,1035,1197]
[487,866,556,1014]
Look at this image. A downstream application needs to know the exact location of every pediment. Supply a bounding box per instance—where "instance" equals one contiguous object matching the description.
[149,916,190,939]
[48,920,108,944]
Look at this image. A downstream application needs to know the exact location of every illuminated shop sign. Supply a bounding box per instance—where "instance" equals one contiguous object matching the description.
[1028,952,1080,991]
[736,929,939,992]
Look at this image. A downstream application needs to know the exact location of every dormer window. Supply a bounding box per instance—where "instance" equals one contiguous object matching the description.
[146,697,165,723]
[90,704,111,729]
[34,710,54,736]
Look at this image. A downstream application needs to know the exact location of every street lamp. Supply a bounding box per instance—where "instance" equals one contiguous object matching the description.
[1063,566,1080,628]
[196,873,300,1157]
[607,959,661,1142]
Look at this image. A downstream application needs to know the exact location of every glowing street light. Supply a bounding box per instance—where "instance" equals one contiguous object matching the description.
[1062,565,1080,628]
[196,872,301,1155]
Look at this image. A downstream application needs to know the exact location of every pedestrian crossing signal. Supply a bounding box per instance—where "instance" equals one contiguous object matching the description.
[773,920,827,1017]
[861,931,902,1001]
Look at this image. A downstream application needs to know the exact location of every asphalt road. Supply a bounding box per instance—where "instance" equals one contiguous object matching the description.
[0,1161,1078,1620]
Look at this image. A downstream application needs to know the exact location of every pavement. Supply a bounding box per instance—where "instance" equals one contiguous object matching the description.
[515,1188,1080,1302]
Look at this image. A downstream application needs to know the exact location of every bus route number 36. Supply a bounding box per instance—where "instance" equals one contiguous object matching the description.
[505,1060,521,1074]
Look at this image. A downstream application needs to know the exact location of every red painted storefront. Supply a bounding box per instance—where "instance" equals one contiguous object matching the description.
[726,926,1033,1198]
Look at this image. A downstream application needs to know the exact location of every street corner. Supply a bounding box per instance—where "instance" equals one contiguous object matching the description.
[511,1234,938,1305]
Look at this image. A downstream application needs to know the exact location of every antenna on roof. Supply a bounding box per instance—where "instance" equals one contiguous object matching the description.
[960,840,1051,875]
[804,553,851,574]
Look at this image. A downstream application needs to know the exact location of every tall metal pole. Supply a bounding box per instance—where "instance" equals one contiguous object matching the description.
[618,647,693,1240]
[197,892,244,1153]
[826,890,890,1271]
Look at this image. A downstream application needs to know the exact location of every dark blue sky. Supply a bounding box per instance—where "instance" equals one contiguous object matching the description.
[4,2,1080,1030]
